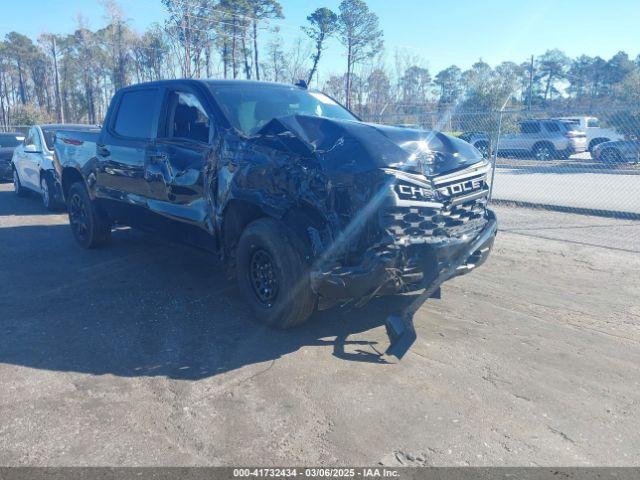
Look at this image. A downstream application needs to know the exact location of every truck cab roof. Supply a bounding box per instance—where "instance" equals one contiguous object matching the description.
[119,79,309,91]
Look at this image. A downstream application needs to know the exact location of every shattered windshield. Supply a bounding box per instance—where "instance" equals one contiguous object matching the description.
[209,84,358,136]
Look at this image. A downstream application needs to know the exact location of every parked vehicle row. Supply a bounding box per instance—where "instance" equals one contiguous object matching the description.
[0,132,25,180]
[458,116,631,163]
[10,124,99,210]
[461,119,588,161]
[498,119,587,160]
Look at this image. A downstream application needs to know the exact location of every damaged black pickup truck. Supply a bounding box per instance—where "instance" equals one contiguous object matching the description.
[54,80,496,354]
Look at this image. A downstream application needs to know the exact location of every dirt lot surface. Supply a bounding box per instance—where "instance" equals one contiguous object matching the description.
[0,182,639,466]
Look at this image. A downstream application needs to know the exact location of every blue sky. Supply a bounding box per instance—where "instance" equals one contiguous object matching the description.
[1,0,638,75]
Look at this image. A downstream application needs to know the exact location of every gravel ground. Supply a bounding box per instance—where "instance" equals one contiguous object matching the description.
[0,182,639,466]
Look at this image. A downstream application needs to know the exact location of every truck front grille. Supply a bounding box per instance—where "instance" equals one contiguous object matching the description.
[381,196,488,244]
[380,161,491,245]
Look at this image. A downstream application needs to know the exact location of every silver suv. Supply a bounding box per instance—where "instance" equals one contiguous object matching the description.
[497,119,587,160]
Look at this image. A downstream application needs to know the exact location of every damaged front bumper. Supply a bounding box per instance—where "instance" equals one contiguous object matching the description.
[310,209,497,305]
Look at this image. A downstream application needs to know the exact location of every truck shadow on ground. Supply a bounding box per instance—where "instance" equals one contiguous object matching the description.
[0,224,419,381]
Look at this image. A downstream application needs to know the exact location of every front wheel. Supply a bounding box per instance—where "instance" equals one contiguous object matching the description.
[236,218,316,329]
[40,173,56,211]
[533,143,554,161]
[67,182,111,248]
[13,168,27,197]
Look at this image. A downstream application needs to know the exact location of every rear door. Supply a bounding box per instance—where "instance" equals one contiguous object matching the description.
[499,121,540,152]
[95,87,163,220]
[519,121,542,152]
[18,127,43,189]
[543,121,562,138]
[11,131,28,186]
[144,86,213,223]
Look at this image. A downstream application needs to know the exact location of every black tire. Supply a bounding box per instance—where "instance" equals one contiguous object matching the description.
[601,148,622,164]
[474,141,490,158]
[66,182,111,248]
[532,143,555,161]
[40,172,56,211]
[13,168,27,197]
[236,217,316,329]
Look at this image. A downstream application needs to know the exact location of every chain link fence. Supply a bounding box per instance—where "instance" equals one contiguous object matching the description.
[370,108,640,218]
[2,108,640,218]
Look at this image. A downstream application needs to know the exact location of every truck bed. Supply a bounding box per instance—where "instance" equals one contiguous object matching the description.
[54,129,101,171]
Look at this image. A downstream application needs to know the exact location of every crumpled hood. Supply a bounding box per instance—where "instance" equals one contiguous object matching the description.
[259,114,483,176]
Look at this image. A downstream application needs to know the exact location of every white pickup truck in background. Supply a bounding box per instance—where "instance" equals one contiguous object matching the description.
[555,116,624,154]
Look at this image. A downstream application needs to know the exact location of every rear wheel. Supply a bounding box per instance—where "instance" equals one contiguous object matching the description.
[13,168,27,197]
[474,141,490,158]
[236,218,316,329]
[40,173,56,211]
[67,182,111,248]
[532,143,554,161]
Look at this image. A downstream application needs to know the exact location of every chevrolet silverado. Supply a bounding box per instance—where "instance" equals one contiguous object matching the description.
[54,80,497,352]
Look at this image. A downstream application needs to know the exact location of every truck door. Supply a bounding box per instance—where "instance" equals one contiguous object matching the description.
[95,87,163,221]
[144,88,213,225]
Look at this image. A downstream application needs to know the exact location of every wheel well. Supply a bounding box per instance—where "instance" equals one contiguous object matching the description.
[221,200,266,259]
[221,200,326,264]
[281,204,327,259]
[61,167,84,200]
[589,138,609,150]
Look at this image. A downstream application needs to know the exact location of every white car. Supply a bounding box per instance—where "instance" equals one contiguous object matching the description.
[12,124,97,210]
[555,116,624,154]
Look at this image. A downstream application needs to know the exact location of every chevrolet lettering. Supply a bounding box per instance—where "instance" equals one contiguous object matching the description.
[438,177,485,197]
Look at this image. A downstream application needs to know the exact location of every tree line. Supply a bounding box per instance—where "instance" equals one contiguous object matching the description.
[1,0,639,128]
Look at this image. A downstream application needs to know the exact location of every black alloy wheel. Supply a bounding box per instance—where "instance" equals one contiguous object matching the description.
[66,182,111,248]
[69,190,89,243]
[533,144,554,161]
[13,168,27,196]
[236,217,316,329]
[249,248,280,307]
